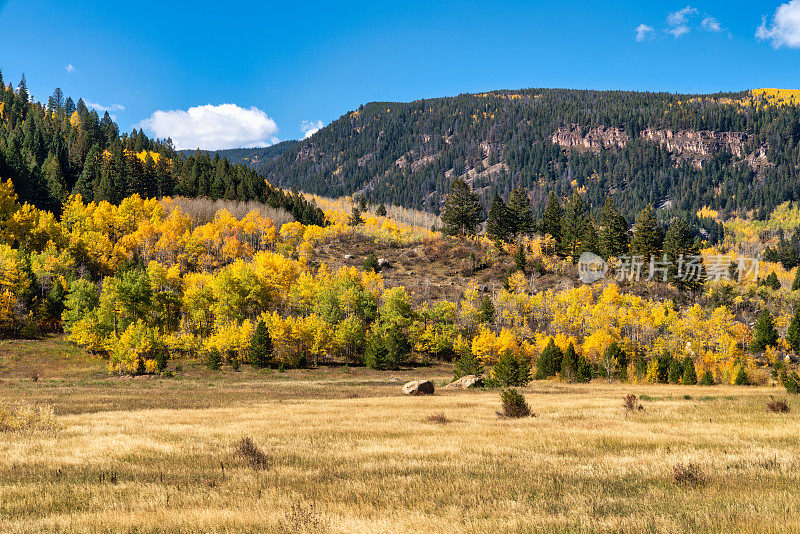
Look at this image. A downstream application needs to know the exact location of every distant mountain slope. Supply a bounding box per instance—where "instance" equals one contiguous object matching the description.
[179,140,298,168]
[259,88,800,223]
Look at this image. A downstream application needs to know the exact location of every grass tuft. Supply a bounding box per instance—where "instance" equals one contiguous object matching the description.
[235,437,271,470]
[426,412,450,425]
[767,398,790,413]
[673,463,705,487]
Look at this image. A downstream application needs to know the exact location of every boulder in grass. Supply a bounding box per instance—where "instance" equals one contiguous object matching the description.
[442,375,483,389]
[402,380,435,395]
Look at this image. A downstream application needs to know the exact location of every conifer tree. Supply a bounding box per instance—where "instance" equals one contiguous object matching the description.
[560,342,578,381]
[751,309,779,352]
[681,356,697,385]
[376,203,387,217]
[663,218,699,286]
[506,187,535,237]
[250,320,273,368]
[787,308,800,353]
[441,176,483,236]
[631,207,663,259]
[761,271,781,290]
[486,193,510,241]
[734,364,749,385]
[699,370,715,385]
[668,358,683,384]
[349,206,364,225]
[492,349,531,387]
[560,192,589,258]
[792,268,800,291]
[542,192,563,245]
[477,296,495,324]
[597,197,629,258]
[535,338,563,379]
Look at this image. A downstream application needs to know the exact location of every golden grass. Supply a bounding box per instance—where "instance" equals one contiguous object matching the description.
[1,340,799,532]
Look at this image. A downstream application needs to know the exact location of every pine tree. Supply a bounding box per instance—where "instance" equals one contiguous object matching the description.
[699,370,715,385]
[761,271,781,290]
[542,192,563,245]
[787,308,800,353]
[376,203,387,217]
[631,208,663,259]
[560,192,589,258]
[441,177,483,236]
[681,356,697,385]
[668,358,683,384]
[477,296,495,324]
[576,352,592,382]
[486,193,510,241]
[492,350,531,386]
[734,364,749,386]
[663,218,698,287]
[792,268,800,291]
[597,197,629,258]
[453,349,483,379]
[751,309,779,352]
[514,245,526,272]
[561,342,578,381]
[535,338,563,379]
[17,74,28,103]
[349,206,364,225]
[506,187,535,237]
[250,320,273,368]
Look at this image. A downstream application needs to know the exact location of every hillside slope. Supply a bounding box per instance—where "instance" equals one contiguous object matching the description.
[259,88,800,223]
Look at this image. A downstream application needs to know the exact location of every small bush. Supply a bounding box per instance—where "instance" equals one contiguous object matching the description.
[734,365,749,386]
[499,388,531,418]
[236,437,270,470]
[0,402,58,433]
[203,349,222,370]
[281,502,324,532]
[363,251,380,272]
[426,413,450,425]
[623,394,643,413]
[699,370,715,386]
[767,398,790,413]
[672,463,705,487]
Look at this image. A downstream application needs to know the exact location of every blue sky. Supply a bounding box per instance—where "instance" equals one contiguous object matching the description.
[1,0,800,149]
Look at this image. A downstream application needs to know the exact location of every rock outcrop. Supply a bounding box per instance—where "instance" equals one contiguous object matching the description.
[402,380,435,395]
[442,375,484,389]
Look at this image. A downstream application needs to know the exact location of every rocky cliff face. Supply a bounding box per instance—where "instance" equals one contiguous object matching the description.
[639,128,748,158]
[550,125,630,150]
[552,124,765,169]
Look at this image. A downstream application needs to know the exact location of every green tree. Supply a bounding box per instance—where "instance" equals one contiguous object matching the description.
[363,251,380,272]
[506,187,535,237]
[560,192,589,258]
[792,268,800,291]
[492,350,531,386]
[761,272,782,290]
[598,197,629,258]
[250,320,273,368]
[734,364,749,386]
[514,246,526,272]
[662,218,698,286]
[751,309,779,352]
[630,208,663,259]
[349,206,364,225]
[535,338,563,379]
[668,358,683,384]
[681,356,697,385]
[560,342,578,381]
[787,308,800,353]
[699,370,715,386]
[62,279,100,332]
[486,193,511,241]
[441,176,483,236]
[477,296,495,324]
[453,349,484,379]
[376,203,387,217]
[542,192,563,246]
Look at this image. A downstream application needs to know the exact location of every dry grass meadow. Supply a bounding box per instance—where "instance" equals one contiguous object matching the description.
[1,337,799,533]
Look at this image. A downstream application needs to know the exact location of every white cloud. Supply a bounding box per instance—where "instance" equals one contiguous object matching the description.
[635,24,655,42]
[65,64,75,74]
[86,101,125,113]
[701,17,722,32]
[137,103,279,150]
[300,119,324,139]
[667,6,698,37]
[757,0,800,48]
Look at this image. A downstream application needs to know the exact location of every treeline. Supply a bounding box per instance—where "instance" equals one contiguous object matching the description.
[259,88,800,223]
[0,72,325,226]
